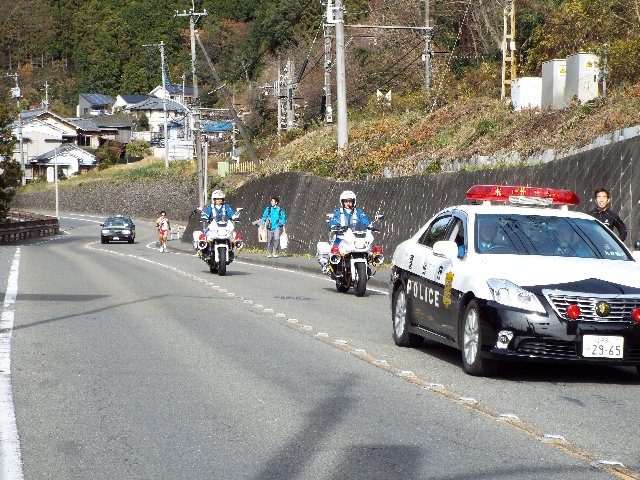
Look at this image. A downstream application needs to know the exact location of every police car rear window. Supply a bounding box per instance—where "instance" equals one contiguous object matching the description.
[475,214,629,260]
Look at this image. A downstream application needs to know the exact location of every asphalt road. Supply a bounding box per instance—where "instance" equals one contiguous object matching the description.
[0,213,638,479]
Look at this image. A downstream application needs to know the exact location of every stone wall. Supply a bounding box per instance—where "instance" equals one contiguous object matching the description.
[14,136,638,254]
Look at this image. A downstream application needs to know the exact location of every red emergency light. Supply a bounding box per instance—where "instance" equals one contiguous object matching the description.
[466,185,580,206]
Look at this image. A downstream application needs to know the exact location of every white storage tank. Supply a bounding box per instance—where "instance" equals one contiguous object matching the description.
[541,59,566,109]
[511,77,542,111]
[564,53,599,104]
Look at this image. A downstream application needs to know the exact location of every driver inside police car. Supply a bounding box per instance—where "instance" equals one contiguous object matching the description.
[477,218,499,252]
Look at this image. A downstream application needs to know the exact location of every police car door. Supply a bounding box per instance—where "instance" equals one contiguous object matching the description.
[406,214,453,333]
[433,214,466,338]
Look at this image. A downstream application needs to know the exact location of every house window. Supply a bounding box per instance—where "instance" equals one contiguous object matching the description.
[77,135,91,147]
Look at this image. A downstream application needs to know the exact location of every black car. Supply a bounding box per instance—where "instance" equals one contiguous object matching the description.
[101,215,136,244]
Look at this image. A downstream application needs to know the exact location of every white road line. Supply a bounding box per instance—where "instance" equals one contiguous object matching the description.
[0,248,24,480]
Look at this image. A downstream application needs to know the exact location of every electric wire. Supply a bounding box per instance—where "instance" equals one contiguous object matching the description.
[430,0,473,113]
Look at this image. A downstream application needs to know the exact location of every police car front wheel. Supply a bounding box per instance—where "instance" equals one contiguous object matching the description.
[392,286,423,347]
[461,300,498,376]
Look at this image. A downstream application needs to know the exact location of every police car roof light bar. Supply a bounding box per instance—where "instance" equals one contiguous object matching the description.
[466,185,580,206]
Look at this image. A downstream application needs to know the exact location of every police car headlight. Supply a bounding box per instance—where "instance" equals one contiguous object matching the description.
[486,278,546,314]
[122,229,131,234]
[101,229,109,234]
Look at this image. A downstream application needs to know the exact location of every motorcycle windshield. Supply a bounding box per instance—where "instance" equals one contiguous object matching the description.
[350,220,369,233]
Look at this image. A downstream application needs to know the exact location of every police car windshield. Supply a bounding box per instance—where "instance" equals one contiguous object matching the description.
[475,214,629,260]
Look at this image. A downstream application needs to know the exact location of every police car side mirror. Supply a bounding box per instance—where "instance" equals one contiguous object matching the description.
[433,240,459,260]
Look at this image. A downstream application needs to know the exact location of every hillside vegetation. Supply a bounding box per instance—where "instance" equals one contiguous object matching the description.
[3,1,640,185]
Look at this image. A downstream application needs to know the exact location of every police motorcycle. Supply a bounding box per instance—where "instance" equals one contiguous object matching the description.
[316,213,384,297]
[192,205,244,276]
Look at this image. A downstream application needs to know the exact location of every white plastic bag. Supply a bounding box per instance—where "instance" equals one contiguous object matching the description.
[279,232,289,249]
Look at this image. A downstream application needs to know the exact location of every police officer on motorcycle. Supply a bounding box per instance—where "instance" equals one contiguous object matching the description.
[328,190,371,245]
[201,190,236,224]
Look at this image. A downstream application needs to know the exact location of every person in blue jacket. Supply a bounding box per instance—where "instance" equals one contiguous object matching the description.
[201,189,235,223]
[328,190,371,246]
[261,196,286,258]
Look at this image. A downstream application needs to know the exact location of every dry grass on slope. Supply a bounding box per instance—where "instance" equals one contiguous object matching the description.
[262,85,640,180]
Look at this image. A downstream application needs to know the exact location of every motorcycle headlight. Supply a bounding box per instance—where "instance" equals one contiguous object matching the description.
[486,278,546,314]
[101,229,109,234]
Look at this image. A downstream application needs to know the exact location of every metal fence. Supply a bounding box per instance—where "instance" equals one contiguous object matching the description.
[0,211,59,242]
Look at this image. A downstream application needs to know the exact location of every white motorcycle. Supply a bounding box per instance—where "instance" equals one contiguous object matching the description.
[316,214,384,296]
[193,208,244,276]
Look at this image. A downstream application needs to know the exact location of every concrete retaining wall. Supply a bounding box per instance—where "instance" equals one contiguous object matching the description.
[14,136,638,254]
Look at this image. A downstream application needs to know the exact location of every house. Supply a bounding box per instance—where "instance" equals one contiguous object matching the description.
[91,114,135,144]
[112,94,152,113]
[128,97,188,143]
[76,93,115,117]
[12,110,101,180]
[149,83,193,106]
[28,143,96,181]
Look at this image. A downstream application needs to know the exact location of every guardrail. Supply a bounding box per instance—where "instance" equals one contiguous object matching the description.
[0,211,59,242]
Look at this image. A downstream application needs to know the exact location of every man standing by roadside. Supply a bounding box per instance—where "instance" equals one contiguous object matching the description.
[588,188,627,241]
[261,196,286,258]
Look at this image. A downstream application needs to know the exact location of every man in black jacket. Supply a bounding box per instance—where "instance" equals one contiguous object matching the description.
[588,188,627,241]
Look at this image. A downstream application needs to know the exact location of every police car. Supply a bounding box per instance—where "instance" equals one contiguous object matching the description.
[390,185,640,376]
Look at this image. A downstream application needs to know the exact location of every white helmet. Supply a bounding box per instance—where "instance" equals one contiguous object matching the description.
[211,189,225,202]
[340,190,356,206]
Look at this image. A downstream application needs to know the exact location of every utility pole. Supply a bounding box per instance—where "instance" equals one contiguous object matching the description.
[143,41,170,169]
[285,57,296,131]
[176,2,208,207]
[424,0,432,92]
[501,0,516,101]
[6,73,25,185]
[43,80,50,110]
[276,59,282,143]
[323,18,334,124]
[334,0,348,151]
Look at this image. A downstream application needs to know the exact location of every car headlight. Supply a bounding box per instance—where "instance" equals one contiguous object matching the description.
[486,278,546,313]
[101,229,109,234]
[122,229,131,234]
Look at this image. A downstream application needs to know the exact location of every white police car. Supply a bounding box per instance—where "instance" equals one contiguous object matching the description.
[390,185,640,376]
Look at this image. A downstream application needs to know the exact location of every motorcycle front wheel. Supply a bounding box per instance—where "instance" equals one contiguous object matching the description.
[217,246,227,276]
[354,262,367,297]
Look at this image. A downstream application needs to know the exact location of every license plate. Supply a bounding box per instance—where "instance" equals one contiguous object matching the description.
[113,236,120,240]
[582,335,624,358]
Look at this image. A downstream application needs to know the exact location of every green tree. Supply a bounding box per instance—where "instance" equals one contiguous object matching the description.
[0,87,20,221]
[95,141,123,170]
[125,140,152,158]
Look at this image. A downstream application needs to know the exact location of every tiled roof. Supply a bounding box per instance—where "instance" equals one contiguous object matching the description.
[128,97,187,112]
[92,114,134,128]
[79,93,115,106]
[166,84,193,96]
[66,118,102,132]
[119,94,151,104]
[30,143,95,164]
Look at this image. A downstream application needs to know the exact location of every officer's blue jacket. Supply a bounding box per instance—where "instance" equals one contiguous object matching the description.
[201,203,235,223]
